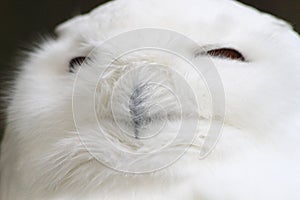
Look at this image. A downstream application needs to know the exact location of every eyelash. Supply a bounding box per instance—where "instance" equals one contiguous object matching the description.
[206,48,246,61]
[69,56,88,73]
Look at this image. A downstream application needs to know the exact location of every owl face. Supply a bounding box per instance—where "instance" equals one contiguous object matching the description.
[1,0,300,199]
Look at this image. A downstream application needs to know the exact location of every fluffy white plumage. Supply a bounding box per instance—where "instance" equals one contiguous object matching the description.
[1,0,300,199]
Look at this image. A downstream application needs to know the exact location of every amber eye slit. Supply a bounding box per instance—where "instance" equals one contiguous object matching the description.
[207,48,245,61]
[69,56,88,72]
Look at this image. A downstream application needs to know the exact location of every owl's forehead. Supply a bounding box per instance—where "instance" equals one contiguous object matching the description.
[55,0,291,45]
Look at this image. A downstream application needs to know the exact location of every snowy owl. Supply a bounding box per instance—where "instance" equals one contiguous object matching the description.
[1,0,300,199]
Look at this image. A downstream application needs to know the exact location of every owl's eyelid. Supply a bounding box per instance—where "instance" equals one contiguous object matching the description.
[195,45,246,62]
[68,56,90,73]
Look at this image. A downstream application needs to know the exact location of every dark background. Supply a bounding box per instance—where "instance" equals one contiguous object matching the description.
[0,0,299,141]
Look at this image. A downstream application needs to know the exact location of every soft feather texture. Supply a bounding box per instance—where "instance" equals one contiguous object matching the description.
[1,0,300,199]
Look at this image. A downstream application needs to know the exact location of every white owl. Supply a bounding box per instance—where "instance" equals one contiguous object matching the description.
[1,0,300,199]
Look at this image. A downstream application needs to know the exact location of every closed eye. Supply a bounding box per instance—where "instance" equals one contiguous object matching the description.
[206,48,246,61]
[69,56,88,73]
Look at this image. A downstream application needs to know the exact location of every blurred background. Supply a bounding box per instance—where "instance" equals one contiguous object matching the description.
[0,0,299,141]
